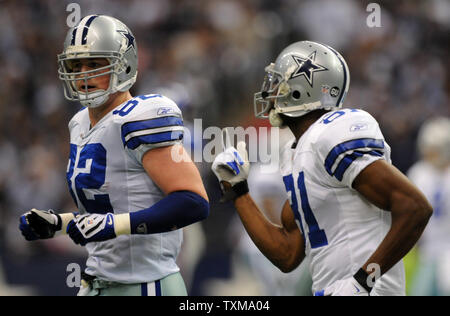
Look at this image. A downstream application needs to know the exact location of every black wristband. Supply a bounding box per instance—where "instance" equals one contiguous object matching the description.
[219,180,249,203]
[353,268,373,293]
[232,180,249,198]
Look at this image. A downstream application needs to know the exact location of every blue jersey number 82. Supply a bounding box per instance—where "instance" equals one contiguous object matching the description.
[67,143,113,214]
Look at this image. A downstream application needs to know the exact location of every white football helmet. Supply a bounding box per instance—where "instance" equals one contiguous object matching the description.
[254,41,350,125]
[57,15,138,108]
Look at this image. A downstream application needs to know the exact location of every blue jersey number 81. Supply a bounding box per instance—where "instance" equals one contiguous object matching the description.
[283,172,328,249]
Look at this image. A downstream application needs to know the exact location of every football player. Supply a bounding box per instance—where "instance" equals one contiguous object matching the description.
[212,41,432,296]
[407,117,450,295]
[19,15,209,296]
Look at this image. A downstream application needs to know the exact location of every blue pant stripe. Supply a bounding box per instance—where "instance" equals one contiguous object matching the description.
[141,283,148,296]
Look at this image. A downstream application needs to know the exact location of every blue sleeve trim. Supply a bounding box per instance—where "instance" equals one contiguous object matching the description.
[121,116,183,144]
[333,150,383,181]
[129,191,209,235]
[125,130,184,150]
[324,138,384,176]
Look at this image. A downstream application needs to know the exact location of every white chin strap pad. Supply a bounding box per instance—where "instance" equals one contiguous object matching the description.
[79,90,109,108]
[269,109,284,127]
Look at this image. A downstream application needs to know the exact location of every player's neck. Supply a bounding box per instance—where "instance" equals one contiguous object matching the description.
[88,91,133,127]
[285,109,329,141]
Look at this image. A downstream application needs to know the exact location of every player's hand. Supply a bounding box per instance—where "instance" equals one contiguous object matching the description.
[67,213,116,246]
[212,141,250,202]
[315,277,369,296]
[19,209,62,241]
[212,141,250,185]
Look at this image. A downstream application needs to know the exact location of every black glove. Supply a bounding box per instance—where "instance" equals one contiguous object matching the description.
[19,209,62,240]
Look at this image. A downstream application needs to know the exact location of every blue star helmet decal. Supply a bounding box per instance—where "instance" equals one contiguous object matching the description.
[117,30,135,51]
[290,51,328,87]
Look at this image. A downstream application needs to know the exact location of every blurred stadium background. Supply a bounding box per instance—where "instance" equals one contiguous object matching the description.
[0,0,448,295]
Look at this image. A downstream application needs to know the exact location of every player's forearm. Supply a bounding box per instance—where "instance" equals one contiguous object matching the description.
[234,194,298,272]
[114,190,209,235]
[362,195,432,276]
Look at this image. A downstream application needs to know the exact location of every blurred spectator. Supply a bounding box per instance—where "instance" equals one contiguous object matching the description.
[406,117,450,296]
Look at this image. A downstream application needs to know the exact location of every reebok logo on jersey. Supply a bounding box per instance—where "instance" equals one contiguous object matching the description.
[350,122,368,132]
[157,107,174,116]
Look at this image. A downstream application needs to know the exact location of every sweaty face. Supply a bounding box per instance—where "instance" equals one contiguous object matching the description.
[65,58,111,93]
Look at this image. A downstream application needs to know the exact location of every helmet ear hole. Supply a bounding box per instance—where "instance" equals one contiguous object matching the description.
[292,90,301,99]
[126,66,131,74]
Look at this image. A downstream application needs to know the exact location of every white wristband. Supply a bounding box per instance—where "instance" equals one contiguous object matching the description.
[114,213,131,236]
[57,213,76,235]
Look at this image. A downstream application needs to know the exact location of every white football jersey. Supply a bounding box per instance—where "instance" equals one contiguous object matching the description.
[279,108,405,295]
[67,94,184,283]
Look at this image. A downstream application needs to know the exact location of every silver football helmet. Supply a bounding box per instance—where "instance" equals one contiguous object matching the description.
[57,15,138,108]
[254,41,350,124]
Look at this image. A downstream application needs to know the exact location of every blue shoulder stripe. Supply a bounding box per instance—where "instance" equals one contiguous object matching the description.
[121,116,183,143]
[324,138,384,176]
[333,150,383,181]
[125,130,183,150]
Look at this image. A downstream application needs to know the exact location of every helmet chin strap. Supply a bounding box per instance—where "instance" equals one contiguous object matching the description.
[79,90,109,108]
[269,109,284,127]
